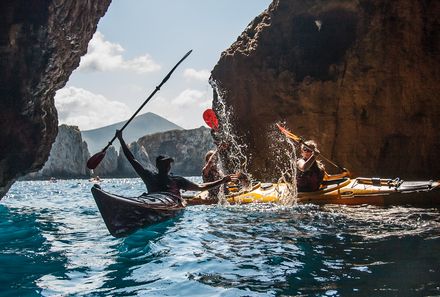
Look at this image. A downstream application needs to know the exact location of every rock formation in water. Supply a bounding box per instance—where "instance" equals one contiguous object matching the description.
[0,1,111,198]
[117,142,157,178]
[211,0,440,179]
[23,126,212,179]
[92,146,118,178]
[136,127,215,176]
[27,125,90,179]
[94,127,214,177]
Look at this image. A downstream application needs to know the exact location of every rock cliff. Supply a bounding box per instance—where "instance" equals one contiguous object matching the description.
[136,127,215,176]
[117,142,157,178]
[24,127,213,179]
[211,0,440,179]
[92,146,119,177]
[0,1,111,197]
[27,125,90,179]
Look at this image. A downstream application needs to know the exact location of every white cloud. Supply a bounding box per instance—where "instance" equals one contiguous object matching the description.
[147,89,212,128]
[55,86,132,130]
[183,68,211,81]
[171,89,210,107]
[78,32,161,74]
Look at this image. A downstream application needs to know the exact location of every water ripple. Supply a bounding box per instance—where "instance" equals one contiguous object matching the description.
[1,179,439,296]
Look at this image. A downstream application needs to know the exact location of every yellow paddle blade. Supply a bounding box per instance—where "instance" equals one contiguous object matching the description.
[276,123,302,142]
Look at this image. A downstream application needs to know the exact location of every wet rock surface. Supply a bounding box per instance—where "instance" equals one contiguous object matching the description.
[0,1,111,197]
[211,0,440,179]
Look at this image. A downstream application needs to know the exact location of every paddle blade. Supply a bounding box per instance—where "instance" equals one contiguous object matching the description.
[87,151,106,170]
[276,123,302,143]
[203,109,219,130]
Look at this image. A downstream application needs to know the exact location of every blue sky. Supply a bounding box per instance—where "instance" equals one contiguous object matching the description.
[55,0,271,130]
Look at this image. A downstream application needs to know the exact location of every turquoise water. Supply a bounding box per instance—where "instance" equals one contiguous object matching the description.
[1,179,440,296]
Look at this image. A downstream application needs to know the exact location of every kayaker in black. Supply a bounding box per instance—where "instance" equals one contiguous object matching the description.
[296,140,325,192]
[116,130,233,197]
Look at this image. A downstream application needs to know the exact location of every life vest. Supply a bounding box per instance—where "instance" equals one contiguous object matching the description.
[297,161,325,192]
[203,165,223,199]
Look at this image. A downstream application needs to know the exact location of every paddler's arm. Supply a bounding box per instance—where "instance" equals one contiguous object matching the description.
[297,150,320,172]
[184,174,235,192]
[202,150,217,176]
[115,130,146,175]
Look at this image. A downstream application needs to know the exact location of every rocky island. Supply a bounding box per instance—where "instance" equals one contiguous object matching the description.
[25,125,214,179]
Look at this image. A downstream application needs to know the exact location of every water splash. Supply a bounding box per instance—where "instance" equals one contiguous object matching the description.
[210,81,252,202]
[215,96,249,173]
[267,122,300,205]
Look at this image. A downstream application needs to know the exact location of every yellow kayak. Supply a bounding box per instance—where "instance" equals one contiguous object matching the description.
[186,177,440,207]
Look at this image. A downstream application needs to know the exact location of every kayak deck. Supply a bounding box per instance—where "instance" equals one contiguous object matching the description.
[91,185,185,237]
[186,178,440,207]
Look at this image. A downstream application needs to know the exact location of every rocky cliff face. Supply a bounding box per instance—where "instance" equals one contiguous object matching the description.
[92,146,119,178]
[117,142,157,178]
[95,127,213,177]
[27,125,90,179]
[0,1,111,197]
[136,127,215,176]
[24,126,212,179]
[211,0,440,179]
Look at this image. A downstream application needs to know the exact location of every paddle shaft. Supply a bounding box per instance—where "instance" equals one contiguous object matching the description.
[101,50,193,152]
[277,124,346,171]
[301,142,345,171]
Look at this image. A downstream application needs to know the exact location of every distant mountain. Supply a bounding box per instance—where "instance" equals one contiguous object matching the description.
[82,112,183,153]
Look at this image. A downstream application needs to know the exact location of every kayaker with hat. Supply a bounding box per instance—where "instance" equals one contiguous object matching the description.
[296,140,325,192]
[116,130,234,197]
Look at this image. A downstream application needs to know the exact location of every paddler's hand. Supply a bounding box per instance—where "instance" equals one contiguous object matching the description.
[221,175,232,183]
[115,129,123,140]
[218,142,229,151]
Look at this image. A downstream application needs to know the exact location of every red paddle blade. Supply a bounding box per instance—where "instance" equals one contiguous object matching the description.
[86,151,106,169]
[276,123,302,143]
[203,109,219,130]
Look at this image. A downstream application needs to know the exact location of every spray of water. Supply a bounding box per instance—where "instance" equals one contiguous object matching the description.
[210,82,250,172]
[267,122,299,206]
[208,81,254,204]
[209,81,300,206]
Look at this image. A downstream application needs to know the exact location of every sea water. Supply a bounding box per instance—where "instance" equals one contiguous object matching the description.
[1,178,439,296]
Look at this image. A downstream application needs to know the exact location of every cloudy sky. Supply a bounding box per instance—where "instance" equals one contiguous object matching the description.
[56,0,271,131]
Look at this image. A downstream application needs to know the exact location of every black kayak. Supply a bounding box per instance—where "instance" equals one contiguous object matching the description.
[91,184,185,237]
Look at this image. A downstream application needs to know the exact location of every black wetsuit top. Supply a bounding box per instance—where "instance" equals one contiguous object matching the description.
[202,164,223,199]
[119,137,195,197]
[297,161,324,192]
[139,170,194,197]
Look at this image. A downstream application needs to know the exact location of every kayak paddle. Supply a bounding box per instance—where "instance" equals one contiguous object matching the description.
[276,123,346,171]
[86,50,193,170]
[203,108,219,131]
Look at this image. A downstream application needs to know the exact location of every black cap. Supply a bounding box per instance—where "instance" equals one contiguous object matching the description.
[156,155,174,164]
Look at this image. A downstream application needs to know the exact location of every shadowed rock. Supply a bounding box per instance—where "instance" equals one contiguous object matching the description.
[211,0,440,179]
[0,1,111,198]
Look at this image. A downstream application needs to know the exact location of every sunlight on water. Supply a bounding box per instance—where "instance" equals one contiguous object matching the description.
[1,179,440,296]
